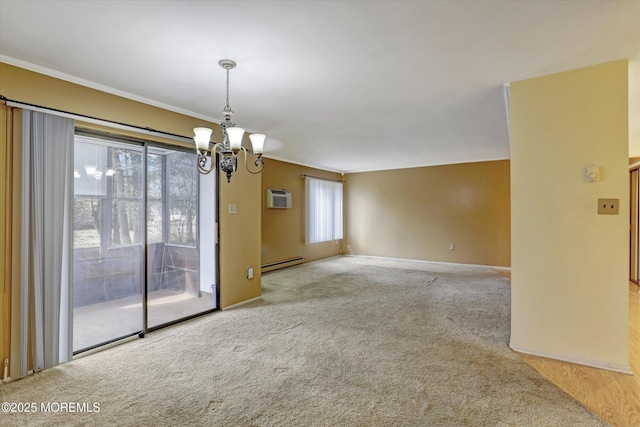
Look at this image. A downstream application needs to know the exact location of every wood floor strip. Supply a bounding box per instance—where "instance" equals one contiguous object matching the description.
[518,283,640,427]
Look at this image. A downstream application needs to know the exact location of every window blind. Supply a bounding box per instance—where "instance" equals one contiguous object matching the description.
[305,177,343,244]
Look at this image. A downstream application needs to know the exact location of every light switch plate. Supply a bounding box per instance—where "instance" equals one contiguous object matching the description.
[597,198,619,215]
[228,203,237,214]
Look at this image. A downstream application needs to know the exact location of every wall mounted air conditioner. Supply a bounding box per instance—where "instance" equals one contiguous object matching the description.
[266,189,292,209]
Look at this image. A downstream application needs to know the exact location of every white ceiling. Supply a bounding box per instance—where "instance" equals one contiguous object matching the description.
[1,0,639,173]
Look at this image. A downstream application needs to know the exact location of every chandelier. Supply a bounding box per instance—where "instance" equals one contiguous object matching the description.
[193,59,265,182]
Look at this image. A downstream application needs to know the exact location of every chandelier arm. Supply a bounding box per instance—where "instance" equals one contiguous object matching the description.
[248,157,265,174]
[196,143,226,174]
[240,146,266,175]
[197,153,215,174]
[212,142,225,154]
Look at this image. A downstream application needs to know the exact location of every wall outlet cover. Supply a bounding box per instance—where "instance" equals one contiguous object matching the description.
[597,198,619,215]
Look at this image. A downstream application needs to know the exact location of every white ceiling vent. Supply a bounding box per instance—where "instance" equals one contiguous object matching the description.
[266,189,292,209]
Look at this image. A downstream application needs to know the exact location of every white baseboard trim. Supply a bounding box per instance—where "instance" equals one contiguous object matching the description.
[510,344,633,375]
[343,254,511,271]
[222,296,262,311]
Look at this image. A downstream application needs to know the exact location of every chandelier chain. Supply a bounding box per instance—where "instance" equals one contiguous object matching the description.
[225,68,230,111]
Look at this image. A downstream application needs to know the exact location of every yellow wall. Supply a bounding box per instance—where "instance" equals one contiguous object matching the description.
[628,59,640,157]
[219,162,262,307]
[345,160,511,267]
[0,62,261,309]
[509,60,629,371]
[261,158,343,266]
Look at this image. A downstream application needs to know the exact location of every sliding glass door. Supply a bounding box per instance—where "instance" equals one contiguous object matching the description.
[73,137,144,351]
[146,148,217,328]
[72,133,217,353]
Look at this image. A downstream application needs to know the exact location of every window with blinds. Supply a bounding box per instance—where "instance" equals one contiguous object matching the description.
[305,177,343,244]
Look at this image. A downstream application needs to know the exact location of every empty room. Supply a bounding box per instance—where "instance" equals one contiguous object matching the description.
[1,1,639,426]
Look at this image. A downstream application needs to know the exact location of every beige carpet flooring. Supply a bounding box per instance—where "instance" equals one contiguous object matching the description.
[0,256,608,426]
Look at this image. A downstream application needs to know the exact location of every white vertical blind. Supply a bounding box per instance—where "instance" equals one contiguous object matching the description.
[20,110,74,376]
[305,177,343,244]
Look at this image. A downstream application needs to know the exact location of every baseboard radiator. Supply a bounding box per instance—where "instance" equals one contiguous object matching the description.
[261,256,304,273]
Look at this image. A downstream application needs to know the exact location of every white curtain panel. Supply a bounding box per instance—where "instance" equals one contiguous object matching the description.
[19,110,74,376]
[305,177,343,244]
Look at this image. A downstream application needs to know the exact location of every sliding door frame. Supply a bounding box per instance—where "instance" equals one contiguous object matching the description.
[630,162,640,285]
[72,128,220,354]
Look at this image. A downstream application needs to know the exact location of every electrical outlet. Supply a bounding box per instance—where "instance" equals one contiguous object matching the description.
[597,198,619,215]
[228,203,237,214]
[247,267,253,279]
[449,243,455,251]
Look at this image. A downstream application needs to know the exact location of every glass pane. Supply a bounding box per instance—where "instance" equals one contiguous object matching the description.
[73,138,144,352]
[74,139,107,197]
[147,200,164,243]
[148,149,215,328]
[147,153,163,199]
[73,198,101,249]
[110,200,143,246]
[169,152,197,198]
[112,149,142,199]
[168,152,198,246]
[169,199,197,245]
